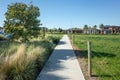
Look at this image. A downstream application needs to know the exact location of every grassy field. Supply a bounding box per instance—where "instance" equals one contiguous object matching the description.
[0,34,62,80]
[71,34,120,80]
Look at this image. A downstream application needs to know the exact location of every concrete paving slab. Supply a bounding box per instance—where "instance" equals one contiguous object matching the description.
[36,35,85,80]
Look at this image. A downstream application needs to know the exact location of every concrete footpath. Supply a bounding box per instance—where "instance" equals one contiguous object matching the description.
[36,35,85,80]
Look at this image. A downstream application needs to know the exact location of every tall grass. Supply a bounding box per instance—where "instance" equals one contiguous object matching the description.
[0,35,62,80]
[0,44,44,80]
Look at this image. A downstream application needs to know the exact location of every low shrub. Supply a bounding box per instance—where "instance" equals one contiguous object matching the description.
[0,35,6,41]
[47,36,60,44]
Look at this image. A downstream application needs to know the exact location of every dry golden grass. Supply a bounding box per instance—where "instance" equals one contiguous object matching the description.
[0,44,45,80]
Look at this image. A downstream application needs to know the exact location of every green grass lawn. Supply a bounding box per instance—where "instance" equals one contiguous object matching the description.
[0,34,62,80]
[71,34,120,80]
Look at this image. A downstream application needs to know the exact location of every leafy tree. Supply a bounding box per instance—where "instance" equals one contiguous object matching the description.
[83,24,88,34]
[58,28,63,33]
[41,27,48,39]
[99,24,104,34]
[93,25,97,29]
[4,2,41,41]
[72,27,80,30]
[92,25,97,34]
[48,29,53,33]
[83,24,88,30]
[99,24,104,29]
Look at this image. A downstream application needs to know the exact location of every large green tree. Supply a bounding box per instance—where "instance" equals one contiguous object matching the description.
[4,2,41,41]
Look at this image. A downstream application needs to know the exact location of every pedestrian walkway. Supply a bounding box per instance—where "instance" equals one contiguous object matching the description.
[36,35,85,80]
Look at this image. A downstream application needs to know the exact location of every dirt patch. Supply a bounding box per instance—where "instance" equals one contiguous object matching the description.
[73,45,98,80]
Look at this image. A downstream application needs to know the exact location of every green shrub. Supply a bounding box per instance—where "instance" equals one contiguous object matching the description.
[47,36,60,44]
[0,35,6,40]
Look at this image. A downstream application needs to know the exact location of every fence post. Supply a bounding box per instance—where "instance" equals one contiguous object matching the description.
[88,41,92,76]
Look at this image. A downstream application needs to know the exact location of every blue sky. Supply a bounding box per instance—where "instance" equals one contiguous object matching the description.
[0,0,120,29]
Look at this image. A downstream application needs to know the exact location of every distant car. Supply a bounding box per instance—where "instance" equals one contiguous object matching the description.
[0,33,6,40]
[5,33,13,39]
[0,32,4,35]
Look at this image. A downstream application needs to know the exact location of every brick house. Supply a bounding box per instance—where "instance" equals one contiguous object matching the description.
[103,25,120,34]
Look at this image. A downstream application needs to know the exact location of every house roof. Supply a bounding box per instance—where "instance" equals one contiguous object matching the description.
[104,25,120,28]
[0,27,4,29]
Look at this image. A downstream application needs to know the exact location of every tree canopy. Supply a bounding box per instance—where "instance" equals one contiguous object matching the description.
[83,24,88,30]
[4,2,41,41]
[93,25,97,29]
[99,24,104,29]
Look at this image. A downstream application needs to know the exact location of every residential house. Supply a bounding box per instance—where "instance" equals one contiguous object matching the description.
[67,28,83,34]
[84,28,99,34]
[0,27,4,34]
[103,25,120,34]
[72,29,83,34]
